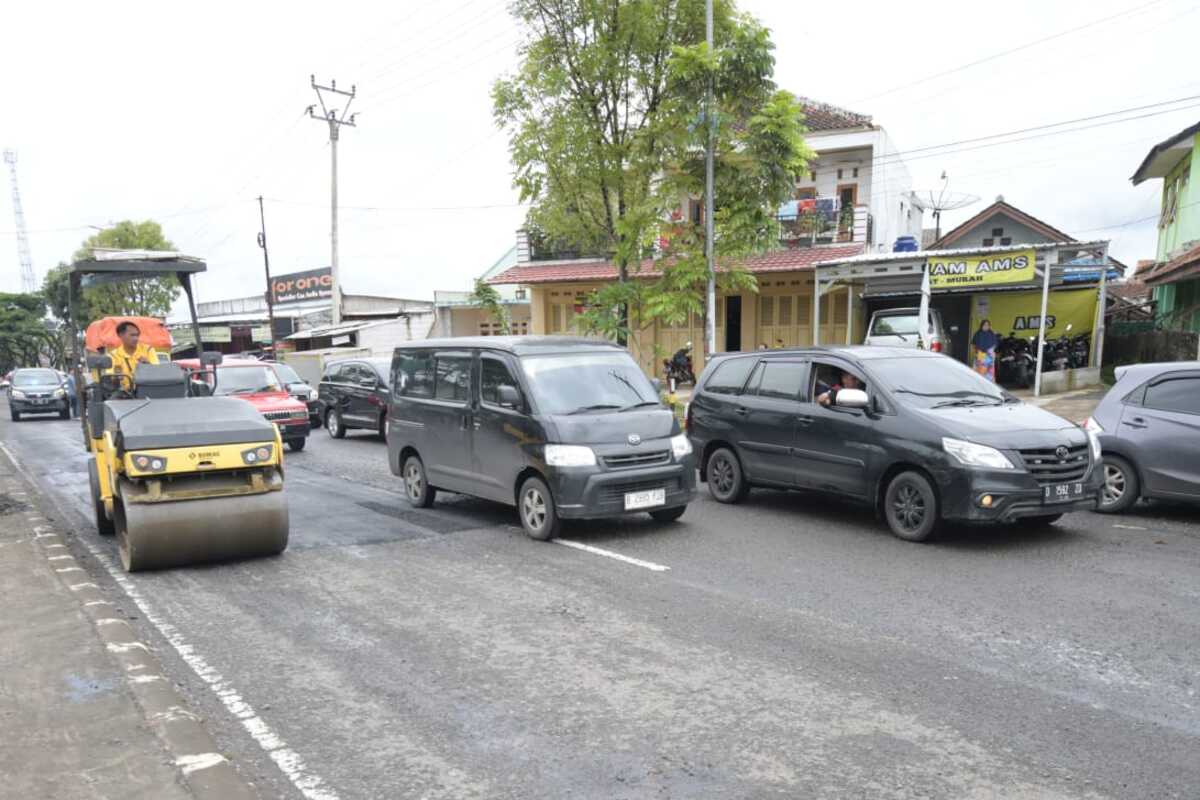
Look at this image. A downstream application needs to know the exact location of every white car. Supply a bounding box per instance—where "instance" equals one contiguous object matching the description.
[863,308,952,357]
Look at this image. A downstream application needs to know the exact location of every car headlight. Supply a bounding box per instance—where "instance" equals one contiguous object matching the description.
[942,437,1014,470]
[10,389,25,399]
[670,433,693,460]
[544,444,596,467]
[1082,417,1103,461]
[54,388,67,398]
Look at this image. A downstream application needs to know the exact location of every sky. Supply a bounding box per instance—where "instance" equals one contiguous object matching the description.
[1,0,1197,309]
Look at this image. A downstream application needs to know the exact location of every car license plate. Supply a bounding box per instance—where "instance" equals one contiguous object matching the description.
[624,488,665,510]
[1043,482,1084,504]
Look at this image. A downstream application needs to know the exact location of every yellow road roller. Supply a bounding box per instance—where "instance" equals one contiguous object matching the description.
[70,252,289,572]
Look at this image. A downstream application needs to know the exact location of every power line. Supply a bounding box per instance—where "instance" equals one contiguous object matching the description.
[855,0,1175,104]
[262,197,521,212]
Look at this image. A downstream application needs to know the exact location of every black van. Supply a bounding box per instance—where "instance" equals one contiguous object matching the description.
[686,346,1102,541]
[387,337,696,540]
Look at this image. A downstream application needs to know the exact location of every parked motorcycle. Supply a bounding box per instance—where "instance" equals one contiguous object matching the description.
[997,332,1035,388]
[663,344,696,392]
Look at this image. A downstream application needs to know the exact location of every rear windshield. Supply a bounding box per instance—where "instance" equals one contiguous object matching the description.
[521,352,658,415]
[869,357,1008,409]
[12,369,60,386]
[870,313,920,336]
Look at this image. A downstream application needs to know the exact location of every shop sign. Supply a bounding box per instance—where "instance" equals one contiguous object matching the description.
[271,268,333,305]
[251,326,273,343]
[927,249,1036,288]
[970,288,1097,337]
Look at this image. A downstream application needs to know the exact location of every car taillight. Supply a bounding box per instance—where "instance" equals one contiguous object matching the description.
[930,340,943,352]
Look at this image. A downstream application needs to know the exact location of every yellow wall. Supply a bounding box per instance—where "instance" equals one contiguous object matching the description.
[528,273,860,377]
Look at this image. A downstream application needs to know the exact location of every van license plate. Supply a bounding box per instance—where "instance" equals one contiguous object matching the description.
[1043,482,1084,503]
[624,488,665,510]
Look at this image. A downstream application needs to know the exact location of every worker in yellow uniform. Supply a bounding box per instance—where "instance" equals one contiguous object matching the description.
[108,320,156,386]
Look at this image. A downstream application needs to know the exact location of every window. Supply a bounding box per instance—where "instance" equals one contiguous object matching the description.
[481,356,521,407]
[755,361,804,401]
[982,238,994,247]
[870,312,920,336]
[434,355,471,402]
[704,357,756,395]
[809,170,817,182]
[991,227,1004,237]
[796,187,816,200]
[394,351,434,398]
[837,168,844,179]
[323,363,344,381]
[1144,377,1200,415]
[852,167,859,178]
[808,362,868,403]
[1000,237,1012,246]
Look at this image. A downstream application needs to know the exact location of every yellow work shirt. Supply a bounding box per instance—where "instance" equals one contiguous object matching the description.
[109,344,156,380]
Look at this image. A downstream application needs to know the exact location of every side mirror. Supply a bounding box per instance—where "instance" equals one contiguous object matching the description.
[497,385,521,409]
[650,377,663,394]
[835,388,869,409]
[200,351,223,367]
[86,354,112,370]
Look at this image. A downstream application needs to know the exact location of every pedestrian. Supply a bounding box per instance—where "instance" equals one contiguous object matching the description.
[65,371,78,417]
[971,319,999,383]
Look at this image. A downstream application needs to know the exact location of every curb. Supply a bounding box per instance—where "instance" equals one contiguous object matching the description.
[0,445,257,800]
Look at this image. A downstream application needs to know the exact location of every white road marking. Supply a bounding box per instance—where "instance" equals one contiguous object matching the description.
[69,582,99,591]
[108,642,151,654]
[130,674,166,684]
[47,554,73,561]
[551,539,671,572]
[1113,524,1147,530]
[0,439,342,800]
[176,753,227,775]
[55,566,84,573]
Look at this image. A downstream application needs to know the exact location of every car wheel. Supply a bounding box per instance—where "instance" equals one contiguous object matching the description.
[649,505,687,523]
[1025,513,1063,526]
[59,407,70,420]
[88,458,115,536]
[1098,455,1139,513]
[326,408,346,439]
[706,447,749,503]
[518,476,560,541]
[287,438,306,452]
[402,455,436,508]
[884,471,939,542]
[378,414,387,440]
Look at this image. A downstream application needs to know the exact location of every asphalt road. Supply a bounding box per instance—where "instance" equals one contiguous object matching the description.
[5,408,1199,799]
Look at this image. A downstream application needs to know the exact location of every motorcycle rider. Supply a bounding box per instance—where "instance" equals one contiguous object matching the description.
[671,341,693,374]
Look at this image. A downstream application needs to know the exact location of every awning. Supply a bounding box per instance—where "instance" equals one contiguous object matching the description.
[284,321,373,341]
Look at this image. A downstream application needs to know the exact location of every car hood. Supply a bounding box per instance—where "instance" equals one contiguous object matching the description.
[12,383,62,391]
[224,392,307,412]
[547,408,678,445]
[919,403,1087,449]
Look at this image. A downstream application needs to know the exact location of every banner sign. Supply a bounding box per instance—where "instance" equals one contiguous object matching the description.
[927,249,1036,289]
[970,288,1097,337]
[171,325,232,345]
[271,268,333,305]
[251,326,273,343]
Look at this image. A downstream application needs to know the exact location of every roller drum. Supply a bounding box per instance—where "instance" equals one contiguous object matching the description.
[114,489,289,572]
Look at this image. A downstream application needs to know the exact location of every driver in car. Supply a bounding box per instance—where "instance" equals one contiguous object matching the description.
[817,370,865,407]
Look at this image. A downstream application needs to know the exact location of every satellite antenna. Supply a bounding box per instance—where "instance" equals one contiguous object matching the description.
[904,172,979,243]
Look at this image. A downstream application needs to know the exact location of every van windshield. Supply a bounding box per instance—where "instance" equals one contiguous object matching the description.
[521,352,659,415]
[871,313,920,336]
[869,357,1010,409]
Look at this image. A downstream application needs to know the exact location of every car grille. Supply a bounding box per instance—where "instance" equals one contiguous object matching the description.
[1018,445,1089,485]
[602,450,670,469]
[263,410,304,422]
[600,478,679,503]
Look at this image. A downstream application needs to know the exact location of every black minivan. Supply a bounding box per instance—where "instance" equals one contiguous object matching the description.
[319,357,392,438]
[687,346,1102,541]
[387,337,696,540]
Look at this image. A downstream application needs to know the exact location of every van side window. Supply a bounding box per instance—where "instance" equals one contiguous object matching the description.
[435,355,471,403]
[395,352,434,398]
[808,361,868,403]
[481,356,521,407]
[754,362,804,400]
[704,358,756,395]
[323,363,343,382]
[1144,376,1200,415]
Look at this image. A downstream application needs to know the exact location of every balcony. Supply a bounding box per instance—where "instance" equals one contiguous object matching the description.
[778,200,870,247]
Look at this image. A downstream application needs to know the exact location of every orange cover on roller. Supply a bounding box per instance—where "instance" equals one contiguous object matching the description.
[84,317,173,351]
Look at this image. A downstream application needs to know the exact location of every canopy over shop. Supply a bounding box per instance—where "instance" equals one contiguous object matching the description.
[813,240,1119,394]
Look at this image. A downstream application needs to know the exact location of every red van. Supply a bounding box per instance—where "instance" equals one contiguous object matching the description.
[176,358,311,451]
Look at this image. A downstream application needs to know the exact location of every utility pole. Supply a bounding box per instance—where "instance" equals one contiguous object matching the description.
[703,0,717,359]
[307,75,357,326]
[256,196,279,356]
[4,150,36,294]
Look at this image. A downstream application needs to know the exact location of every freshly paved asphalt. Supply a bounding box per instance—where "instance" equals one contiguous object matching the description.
[5,409,1198,799]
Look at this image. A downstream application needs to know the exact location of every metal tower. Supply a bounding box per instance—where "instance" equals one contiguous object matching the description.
[4,150,36,293]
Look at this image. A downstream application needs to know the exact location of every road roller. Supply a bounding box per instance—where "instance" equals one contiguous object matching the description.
[70,251,289,572]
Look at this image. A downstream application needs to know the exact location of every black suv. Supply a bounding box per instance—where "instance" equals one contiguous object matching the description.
[318,357,392,438]
[686,346,1102,541]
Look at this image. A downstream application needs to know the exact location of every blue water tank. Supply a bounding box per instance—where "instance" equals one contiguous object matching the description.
[893,235,919,252]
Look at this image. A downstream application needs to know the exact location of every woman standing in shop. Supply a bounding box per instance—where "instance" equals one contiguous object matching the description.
[971,319,1000,382]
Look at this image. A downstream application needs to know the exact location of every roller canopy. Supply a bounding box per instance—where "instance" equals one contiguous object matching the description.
[85,316,173,351]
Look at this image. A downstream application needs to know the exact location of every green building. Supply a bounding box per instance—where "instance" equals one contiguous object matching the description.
[1132,121,1200,333]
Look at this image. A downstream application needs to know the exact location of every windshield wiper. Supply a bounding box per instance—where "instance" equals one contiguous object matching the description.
[228,387,259,395]
[619,400,660,412]
[932,398,1001,408]
[566,403,622,415]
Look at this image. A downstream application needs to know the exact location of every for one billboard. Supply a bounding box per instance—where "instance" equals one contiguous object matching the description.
[271,268,333,305]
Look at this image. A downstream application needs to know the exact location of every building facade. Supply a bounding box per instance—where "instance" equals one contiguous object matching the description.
[1132,120,1200,334]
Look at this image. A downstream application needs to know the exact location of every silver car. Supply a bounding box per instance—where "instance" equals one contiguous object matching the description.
[1088,362,1200,512]
[863,307,952,357]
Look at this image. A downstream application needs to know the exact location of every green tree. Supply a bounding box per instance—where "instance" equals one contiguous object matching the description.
[493,0,811,349]
[0,293,52,374]
[468,278,512,335]
[42,220,181,327]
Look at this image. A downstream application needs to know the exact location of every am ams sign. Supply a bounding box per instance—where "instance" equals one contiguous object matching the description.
[927,249,1036,288]
[271,267,333,305]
